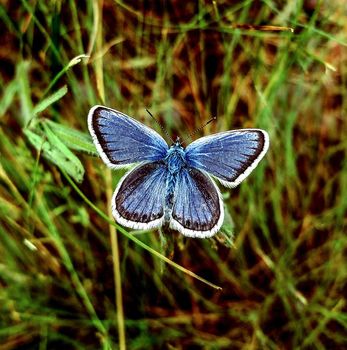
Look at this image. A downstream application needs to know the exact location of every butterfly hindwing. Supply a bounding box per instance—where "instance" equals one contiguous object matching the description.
[185,129,269,188]
[88,106,168,169]
[112,161,167,230]
[170,168,224,238]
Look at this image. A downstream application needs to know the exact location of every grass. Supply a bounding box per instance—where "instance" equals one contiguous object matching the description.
[1,1,347,349]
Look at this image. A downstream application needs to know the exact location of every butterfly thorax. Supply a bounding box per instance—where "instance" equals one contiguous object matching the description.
[163,143,187,222]
[165,143,186,174]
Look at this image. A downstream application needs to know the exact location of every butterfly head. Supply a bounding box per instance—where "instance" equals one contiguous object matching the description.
[167,136,185,152]
[174,136,182,147]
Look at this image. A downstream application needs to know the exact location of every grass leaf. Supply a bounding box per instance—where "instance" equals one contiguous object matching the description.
[32,85,68,115]
[43,120,97,155]
[0,79,18,116]
[16,61,33,126]
[24,124,85,183]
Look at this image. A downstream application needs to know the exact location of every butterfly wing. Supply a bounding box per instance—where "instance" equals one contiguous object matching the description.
[170,168,224,238]
[185,129,269,188]
[112,161,167,230]
[88,105,168,168]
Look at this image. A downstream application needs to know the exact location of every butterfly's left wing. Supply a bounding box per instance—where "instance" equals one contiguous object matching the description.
[88,105,168,169]
[113,161,167,230]
[185,129,269,188]
[170,168,224,238]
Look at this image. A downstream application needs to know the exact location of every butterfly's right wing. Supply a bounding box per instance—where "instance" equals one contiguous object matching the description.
[170,168,224,238]
[88,106,169,168]
[113,161,168,230]
[185,129,269,188]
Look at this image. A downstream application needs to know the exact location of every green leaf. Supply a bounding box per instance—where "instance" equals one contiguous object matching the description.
[24,125,85,183]
[43,119,97,155]
[0,79,18,116]
[16,61,33,125]
[32,85,68,115]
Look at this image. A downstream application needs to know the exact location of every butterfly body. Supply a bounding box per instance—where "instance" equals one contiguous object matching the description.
[88,105,269,238]
[164,142,186,222]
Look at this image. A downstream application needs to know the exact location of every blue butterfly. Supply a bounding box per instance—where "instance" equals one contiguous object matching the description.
[88,106,269,238]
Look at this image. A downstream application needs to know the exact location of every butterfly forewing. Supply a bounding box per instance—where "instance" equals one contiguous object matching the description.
[185,129,269,188]
[88,106,168,169]
[112,162,167,230]
[170,168,224,238]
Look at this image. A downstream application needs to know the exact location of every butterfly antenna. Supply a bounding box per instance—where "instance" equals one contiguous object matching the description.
[181,116,217,143]
[146,109,174,143]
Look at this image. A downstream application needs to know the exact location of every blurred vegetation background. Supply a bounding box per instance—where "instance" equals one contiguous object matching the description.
[1,1,347,349]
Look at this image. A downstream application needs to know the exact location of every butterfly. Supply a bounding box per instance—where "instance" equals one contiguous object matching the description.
[88,105,269,238]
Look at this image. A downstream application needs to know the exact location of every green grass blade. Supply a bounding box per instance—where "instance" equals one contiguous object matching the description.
[24,126,85,183]
[32,85,68,116]
[44,119,97,155]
